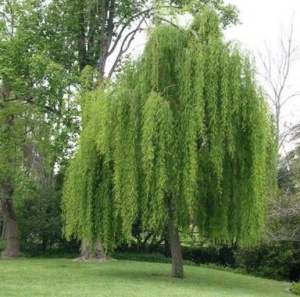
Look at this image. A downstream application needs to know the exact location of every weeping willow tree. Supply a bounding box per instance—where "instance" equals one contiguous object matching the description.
[62,8,277,277]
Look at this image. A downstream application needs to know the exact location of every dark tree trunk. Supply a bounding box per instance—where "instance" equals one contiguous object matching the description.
[163,226,171,257]
[1,199,22,258]
[0,213,4,240]
[167,204,184,278]
[78,10,87,72]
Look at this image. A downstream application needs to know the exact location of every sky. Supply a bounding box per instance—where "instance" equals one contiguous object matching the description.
[225,0,300,49]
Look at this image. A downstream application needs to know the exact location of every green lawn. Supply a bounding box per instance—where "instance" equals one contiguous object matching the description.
[0,258,292,297]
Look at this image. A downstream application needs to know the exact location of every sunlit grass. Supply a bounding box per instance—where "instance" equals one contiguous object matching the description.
[0,258,291,297]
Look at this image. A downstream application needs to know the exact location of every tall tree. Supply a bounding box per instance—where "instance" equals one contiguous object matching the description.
[0,0,238,258]
[258,22,300,250]
[259,21,300,151]
[49,0,239,259]
[63,8,277,277]
[0,0,70,257]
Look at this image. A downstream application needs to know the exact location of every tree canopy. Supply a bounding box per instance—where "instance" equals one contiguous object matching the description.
[0,0,74,256]
[0,0,239,259]
[62,7,277,277]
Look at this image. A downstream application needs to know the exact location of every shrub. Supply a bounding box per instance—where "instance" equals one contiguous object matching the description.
[182,246,219,265]
[235,242,300,281]
[181,245,236,266]
[291,283,300,295]
[15,177,79,255]
[113,252,171,263]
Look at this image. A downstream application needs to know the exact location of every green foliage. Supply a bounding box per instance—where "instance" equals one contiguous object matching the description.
[291,283,300,295]
[0,0,80,221]
[181,245,236,266]
[126,220,167,253]
[235,242,300,281]
[63,8,277,252]
[113,252,171,263]
[0,0,75,170]
[16,187,64,251]
[268,146,300,242]
[62,88,120,251]
[7,168,78,253]
[158,0,239,28]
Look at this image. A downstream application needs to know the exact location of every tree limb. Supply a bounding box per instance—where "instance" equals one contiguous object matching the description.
[107,17,145,79]
[107,8,153,57]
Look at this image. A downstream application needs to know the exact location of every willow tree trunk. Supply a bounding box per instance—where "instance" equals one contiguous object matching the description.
[167,204,184,278]
[1,199,22,257]
[79,238,106,260]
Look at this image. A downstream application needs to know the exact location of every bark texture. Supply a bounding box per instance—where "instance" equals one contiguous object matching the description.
[78,238,106,260]
[167,204,184,278]
[1,199,22,257]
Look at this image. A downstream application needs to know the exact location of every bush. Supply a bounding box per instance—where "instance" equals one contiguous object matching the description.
[182,245,236,266]
[25,247,79,258]
[14,172,80,255]
[116,242,237,268]
[291,283,300,295]
[235,242,300,281]
[113,252,171,263]
[182,246,219,265]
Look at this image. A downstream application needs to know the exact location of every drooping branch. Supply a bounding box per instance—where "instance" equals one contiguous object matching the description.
[63,8,276,278]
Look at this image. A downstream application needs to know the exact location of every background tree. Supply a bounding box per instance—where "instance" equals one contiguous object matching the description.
[0,0,71,257]
[268,146,300,242]
[41,0,239,80]
[259,22,300,257]
[63,8,277,278]
[259,21,299,150]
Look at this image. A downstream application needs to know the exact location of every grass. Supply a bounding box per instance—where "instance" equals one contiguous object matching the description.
[0,258,292,297]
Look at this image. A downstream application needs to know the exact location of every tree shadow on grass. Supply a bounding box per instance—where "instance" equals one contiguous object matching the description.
[89,262,290,297]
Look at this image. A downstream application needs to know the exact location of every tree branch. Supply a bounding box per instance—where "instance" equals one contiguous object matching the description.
[106,0,115,49]
[107,8,153,57]
[107,17,145,79]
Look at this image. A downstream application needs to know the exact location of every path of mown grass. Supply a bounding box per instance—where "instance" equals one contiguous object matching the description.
[0,259,292,297]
